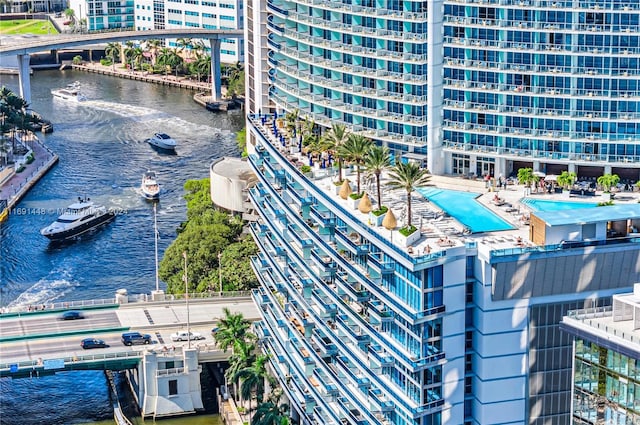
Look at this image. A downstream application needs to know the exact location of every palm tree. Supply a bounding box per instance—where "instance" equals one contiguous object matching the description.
[64,8,75,23]
[130,46,145,71]
[386,162,431,230]
[364,145,391,209]
[322,123,350,182]
[225,339,257,404]
[190,55,211,82]
[123,41,136,72]
[597,173,620,193]
[252,389,290,425]
[556,171,576,190]
[156,48,183,78]
[234,354,275,413]
[145,39,162,66]
[338,134,372,193]
[213,307,253,352]
[105,42,121,71]
[284,108,299,136]
[176,37,194,59]
[517,167,538,192]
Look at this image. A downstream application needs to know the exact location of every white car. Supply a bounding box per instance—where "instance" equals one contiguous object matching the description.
[170,331,205,341]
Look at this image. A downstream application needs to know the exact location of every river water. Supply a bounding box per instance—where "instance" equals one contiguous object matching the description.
[0,70,244,424]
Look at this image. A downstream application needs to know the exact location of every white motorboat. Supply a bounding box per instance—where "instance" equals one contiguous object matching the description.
[141,170,160,200]
[51,81,87,102]
[40,197,116,241]
[146,133,177,151]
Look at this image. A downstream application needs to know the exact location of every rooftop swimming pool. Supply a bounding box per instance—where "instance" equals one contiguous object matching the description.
[520,198,598,212]
[417,188,515,233]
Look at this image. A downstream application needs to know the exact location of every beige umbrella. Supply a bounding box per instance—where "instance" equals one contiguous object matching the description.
[382,208,397,230]
[358,192,373,213]
[339,180,352,200]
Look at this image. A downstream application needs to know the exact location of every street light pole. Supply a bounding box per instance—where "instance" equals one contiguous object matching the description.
[218,252,223,297]
[154,203,159,293]
[183,251,191,349]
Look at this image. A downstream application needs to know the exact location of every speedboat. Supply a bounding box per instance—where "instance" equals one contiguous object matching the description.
[141,170,160,200]
[146,133,177,151]
[40,197,116,241]
[51,81,87,102]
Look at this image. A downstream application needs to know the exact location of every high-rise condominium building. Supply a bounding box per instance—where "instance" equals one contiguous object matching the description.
[243,2,640,425]
[247,0,640,181]
[245,112,640,425]
[560,284,640,425]
[69,0,243,63]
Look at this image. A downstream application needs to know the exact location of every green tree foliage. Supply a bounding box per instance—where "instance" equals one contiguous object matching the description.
[386,162,431,230]
[158,178,257,294]
[221,239,259,291]
[236,127,247,156]
[597,173,620,193]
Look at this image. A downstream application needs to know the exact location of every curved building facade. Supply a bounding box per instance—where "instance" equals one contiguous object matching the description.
[255,0,640,180]
[442,0,640,180]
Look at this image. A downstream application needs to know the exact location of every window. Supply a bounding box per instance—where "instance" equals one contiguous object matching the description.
[169,380,178,395]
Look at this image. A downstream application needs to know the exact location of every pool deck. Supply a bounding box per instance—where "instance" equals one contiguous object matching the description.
[255,115,640,258]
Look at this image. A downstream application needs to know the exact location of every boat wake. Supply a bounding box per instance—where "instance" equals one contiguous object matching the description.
[6,270,78,311]
[81,100,226,136]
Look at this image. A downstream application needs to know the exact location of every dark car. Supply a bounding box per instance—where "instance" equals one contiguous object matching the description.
[121,332,152,346]
[59,310,84,320]
[81,338,108,349]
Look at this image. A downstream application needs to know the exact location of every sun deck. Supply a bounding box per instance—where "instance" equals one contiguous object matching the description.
[250,114,640,258]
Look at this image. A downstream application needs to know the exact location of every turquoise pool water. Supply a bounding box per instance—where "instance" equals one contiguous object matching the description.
[417,188,515,233]
[520,198,598,212]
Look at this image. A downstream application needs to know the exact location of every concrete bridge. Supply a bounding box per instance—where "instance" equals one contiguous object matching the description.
[0,294,260,418]
[0,29,244,105]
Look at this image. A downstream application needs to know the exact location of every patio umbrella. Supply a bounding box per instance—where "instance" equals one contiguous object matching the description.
[545,174,558,182]
[533,171,546,178]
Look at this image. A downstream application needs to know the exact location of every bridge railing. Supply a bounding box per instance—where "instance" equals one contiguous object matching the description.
[1,290,253,315]
[0,350,142,374]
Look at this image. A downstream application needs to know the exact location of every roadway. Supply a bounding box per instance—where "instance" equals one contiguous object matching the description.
[0,29,244,56]
[0,297,260,372]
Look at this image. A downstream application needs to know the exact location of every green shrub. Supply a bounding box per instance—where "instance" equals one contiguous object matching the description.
[372,206,388,216]
[349,192,364,200]
[100,58,112,66]
[72,55,83,65]
[300,165,312,173]
[334,179,344,186]
[16,165,25,173]
[597,201,614,207]
[25,153,34,164]
[399,225,417,236]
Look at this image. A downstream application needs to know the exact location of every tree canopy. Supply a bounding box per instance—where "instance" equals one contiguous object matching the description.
[159,178,259,294]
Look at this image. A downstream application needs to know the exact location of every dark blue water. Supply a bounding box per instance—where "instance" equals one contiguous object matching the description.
[0,70,243,424]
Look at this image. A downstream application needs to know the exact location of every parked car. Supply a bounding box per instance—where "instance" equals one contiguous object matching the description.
[121,332,152,346]
[170,331,204,342]
[81,338,108,349]
[59,310,84,320]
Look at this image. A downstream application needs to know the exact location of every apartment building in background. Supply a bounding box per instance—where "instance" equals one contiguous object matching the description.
[246,0,640,181]
[244,1,640,424]
[67,0,243,63]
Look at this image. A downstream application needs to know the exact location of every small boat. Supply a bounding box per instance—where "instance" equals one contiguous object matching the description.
[141,171,160,200]
[40,197,116,241]
[146,133,177,151]
[51,81,87,102]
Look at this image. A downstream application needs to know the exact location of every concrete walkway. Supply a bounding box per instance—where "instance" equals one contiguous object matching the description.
[0,134,58,211]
